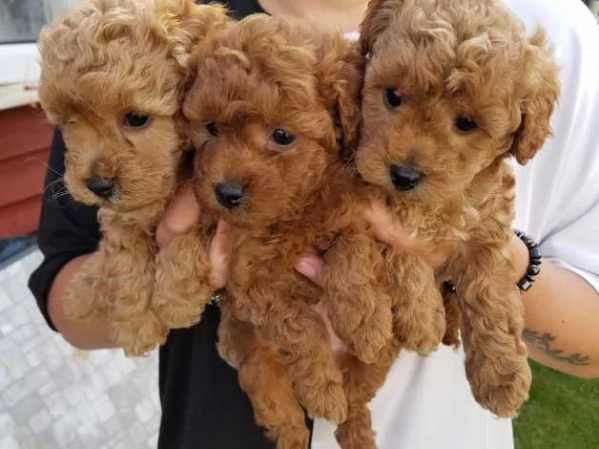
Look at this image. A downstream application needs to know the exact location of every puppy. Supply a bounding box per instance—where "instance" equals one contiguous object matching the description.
[350,1,559,444]
[38,0,229,355]
[184,14,395,448]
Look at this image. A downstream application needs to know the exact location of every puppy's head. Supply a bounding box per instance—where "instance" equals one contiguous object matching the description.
[356,0,559,203]
[38,0,229,211]
[184,15,361,229]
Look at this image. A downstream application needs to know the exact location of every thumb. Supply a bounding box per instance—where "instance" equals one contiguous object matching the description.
[156,183,200,248]
[295,252,324,286]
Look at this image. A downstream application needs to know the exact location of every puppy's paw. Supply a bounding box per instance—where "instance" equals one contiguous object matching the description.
[394,290,446,356]
[301,382,348,424]
[335,425,377,449]
[64,275,104,321]
[64,288,95,321]
[274,426,310,449]
[346,313,392,364]
[112,312,169,356]
[469,357,532,418]
[335,408,377,449]
[154,297,208,329]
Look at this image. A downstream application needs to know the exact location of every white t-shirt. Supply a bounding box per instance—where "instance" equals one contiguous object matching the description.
[312,0,599,448]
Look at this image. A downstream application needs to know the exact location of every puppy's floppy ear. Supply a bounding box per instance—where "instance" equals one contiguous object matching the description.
[510,28,560,165]
[159,0,230,69]
[316,39,364,157]
[360,0,400,56]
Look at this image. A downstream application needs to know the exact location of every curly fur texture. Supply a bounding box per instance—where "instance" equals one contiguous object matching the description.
[184,14,400,447]
[352,1,560,441]
[38,0,229,355]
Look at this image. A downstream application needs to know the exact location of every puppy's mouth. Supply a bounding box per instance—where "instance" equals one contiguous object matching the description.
[388,164,424,191]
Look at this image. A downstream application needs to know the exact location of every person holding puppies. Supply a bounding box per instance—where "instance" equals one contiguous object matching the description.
[29,0,599,448]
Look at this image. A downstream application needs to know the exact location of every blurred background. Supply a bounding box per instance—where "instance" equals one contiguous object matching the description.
[0,1,598,448]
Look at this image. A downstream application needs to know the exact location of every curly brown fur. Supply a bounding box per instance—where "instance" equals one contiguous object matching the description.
[38,0,229,355]
[184,14,397,445]
[355,0,560,419]
[217,302,310,449]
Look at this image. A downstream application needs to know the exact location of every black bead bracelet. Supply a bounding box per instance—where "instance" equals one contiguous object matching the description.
[513,228,542,292]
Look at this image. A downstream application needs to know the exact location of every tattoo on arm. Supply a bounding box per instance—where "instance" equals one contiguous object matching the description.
[523,329,591,366]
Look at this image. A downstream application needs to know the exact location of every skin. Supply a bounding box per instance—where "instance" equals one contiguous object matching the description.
[48,0,599,380]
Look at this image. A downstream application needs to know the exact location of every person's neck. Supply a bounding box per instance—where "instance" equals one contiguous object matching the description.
[258,0,368,34]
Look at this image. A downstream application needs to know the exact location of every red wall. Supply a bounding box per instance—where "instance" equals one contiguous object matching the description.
[0,105,53,238]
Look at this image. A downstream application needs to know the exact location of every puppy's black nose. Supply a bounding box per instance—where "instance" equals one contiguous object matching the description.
[389,164,423,191]
[215,182,244,209]
[85,176,115,199]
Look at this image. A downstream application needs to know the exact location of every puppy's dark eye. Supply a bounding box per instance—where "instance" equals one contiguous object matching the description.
[206,122,219,137]
[271,128,296,147]
[123,112,150,128]
[455,115,478,132]
[384,88,402,109]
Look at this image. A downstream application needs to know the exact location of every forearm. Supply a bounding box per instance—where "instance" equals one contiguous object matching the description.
[512,237,599,378]
[47,255,117,350]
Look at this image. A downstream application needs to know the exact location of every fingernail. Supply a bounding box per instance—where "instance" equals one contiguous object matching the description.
[297,260,318,280]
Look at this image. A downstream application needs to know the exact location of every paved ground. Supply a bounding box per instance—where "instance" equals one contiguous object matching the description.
[0,249,161,449]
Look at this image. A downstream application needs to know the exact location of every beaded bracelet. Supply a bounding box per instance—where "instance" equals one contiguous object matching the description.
[513,229,542,292]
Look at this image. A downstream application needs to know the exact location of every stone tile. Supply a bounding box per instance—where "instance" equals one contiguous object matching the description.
[147,432,159,449]
[29,408,52,433]
[37,379,57,397]
[23,366,50,392]
[0,250,161,449]
[135,399,155,424]
[51,413,80,447]
[94,392,117,423]
[0,436,21,449]
[0,413,17,438]
[128,420,150,446]
[0,363,10,390]
[2,380,29,408]
[43,390,69,419]
[10,392,45,424]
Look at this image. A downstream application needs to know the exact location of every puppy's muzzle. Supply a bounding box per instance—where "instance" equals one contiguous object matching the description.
[389,164,423,191]
[215,181,244,209]
[85,176,115,199]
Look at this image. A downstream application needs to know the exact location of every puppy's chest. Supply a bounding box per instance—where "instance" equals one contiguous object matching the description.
[387,177,516,250]
[98,201,167,243]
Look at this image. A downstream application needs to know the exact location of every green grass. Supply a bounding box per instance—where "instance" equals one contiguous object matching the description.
[513,360,599,449]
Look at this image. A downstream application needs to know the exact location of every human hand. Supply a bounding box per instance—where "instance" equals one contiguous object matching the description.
[155,183,232,289]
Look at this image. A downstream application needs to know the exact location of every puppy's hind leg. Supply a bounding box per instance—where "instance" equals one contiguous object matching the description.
[153,228,212,329]
[335,339,401,449]
[218,306,309,449]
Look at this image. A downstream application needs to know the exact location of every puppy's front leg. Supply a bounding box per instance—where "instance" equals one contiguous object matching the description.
[322,232,393,363]
[217,303,309,449]
[453,242,532,417]
[386,251,446,355]
[105,225,168,356]
[153,228,212,328]
[231,283,347,424]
